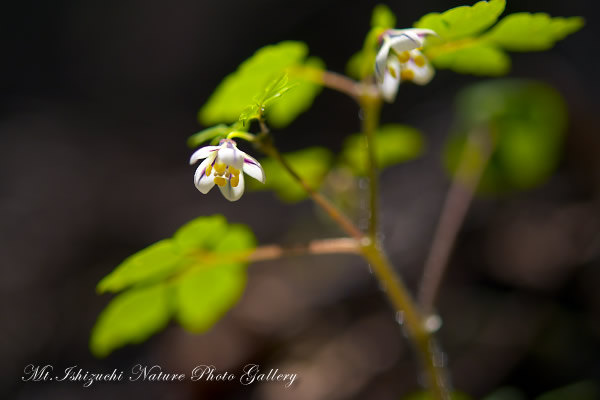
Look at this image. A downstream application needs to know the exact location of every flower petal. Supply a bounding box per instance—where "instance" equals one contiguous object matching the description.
[386,28,435,53]
[409,61,435,85]
[407,50,434,85]
[190,146,220,165]
[242,154,265,183]
[379,56,401,102]
[218,173,245,202]
[217,142,244,169]
[375,39,392,84]
[194,156,216,194]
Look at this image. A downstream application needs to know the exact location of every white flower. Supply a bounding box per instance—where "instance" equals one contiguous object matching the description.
[190,139,265,202]
[374,29,436,102]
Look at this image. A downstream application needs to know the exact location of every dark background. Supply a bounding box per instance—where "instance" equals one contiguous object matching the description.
[2,1,599,399]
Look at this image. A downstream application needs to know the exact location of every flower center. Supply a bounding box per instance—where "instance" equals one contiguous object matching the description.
[210,162,241,187]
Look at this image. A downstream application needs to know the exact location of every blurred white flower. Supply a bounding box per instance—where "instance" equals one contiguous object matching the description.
[190,139,265,202]
[375,28,436,102]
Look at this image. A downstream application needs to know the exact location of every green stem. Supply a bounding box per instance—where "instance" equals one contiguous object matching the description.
[361,243,450,400]
[227,131,256,142]
[360,95,383,240]
[256,136,450,400]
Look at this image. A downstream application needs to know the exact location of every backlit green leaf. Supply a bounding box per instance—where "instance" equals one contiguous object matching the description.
[199,41,323,129]
[175,263,247,333]
[93,215,256,356]
[485,13,584,51]
[341,124,424,176]
[90,284,171,357]
[269,57,324,128]
[248,147,333,202]
[173,214,229,253]
[430,42,510,76]
[97,240,181,293]
[415,0,505,41]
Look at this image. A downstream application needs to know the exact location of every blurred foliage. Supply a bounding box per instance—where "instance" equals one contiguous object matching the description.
[248,147,333,202]
[535,381,600,400]
[371,3,396,29]
[92,215,255,357]
[346,4,394,80]
[403,391,472,400]
[483,387,527,400]
[199,41,323,129]
[415,0,583,76]
[340,123,424,176]
[444,79,568,193]
[485,13,584,51]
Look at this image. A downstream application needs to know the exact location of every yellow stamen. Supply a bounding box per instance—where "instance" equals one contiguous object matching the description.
[214,162,226,175]
[214,176,227,186]
[229,166,240,176]
[401,69,415,81]
[389,66,398,79]
[414,55,426,68]
[205,164,212,176]
[397,51,410,63]
[230,175,239,187]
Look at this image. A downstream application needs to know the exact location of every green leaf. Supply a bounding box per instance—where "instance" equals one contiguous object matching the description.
[268,57,324,128]
[199,41,323,129]
[173,214,229,253]
[248,147,333,202]
[431,41,510,76]
[371,4,396,29]
[260,74,295,108]
[444,79,568,193]
[485,13,584,51]
[93,215,257,356]
[90,284,171,357]
[415,0,506,41]
[174,222,254,332]
[97,240,181,293]
[175,262,246,333]
[341,124,424,176]
[238,74,297,127]
[535,381,599,400]
[214,224,256,253]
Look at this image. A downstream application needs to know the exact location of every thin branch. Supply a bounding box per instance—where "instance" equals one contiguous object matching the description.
[418,127,494,315]
[258,140,365,241]
[296,67,379,100]
[256,133,450,400]
[248,237,361,262]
